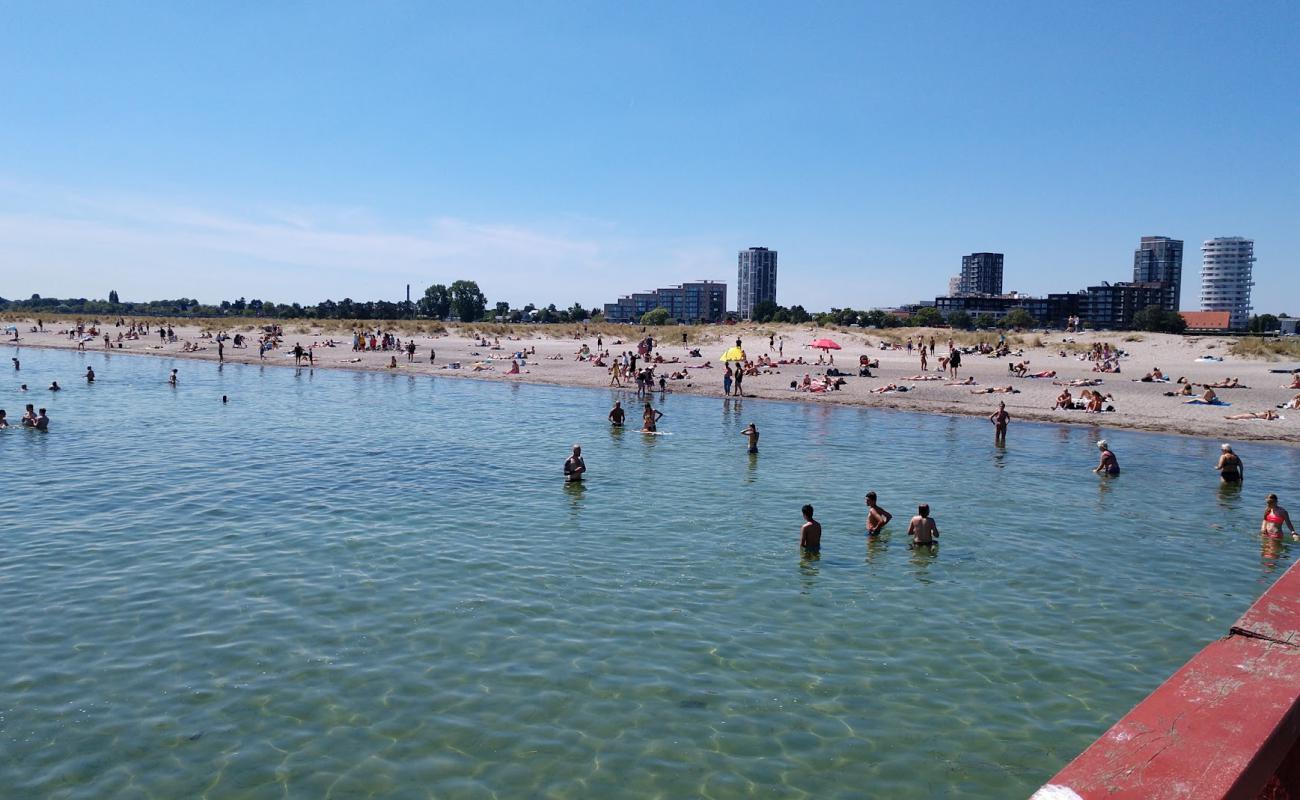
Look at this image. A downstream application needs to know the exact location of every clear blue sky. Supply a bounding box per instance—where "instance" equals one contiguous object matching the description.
[2,1,1297,313]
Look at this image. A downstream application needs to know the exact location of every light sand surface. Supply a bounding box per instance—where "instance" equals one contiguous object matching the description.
[7,319,1300,445]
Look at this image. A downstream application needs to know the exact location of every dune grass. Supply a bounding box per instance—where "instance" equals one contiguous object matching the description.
[1229,337,1300,361]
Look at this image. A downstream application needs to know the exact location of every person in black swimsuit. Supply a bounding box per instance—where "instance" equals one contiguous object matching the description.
[1216,443,1243,483]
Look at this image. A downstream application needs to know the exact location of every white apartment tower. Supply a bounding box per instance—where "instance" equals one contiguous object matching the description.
[1200,237,1255,330]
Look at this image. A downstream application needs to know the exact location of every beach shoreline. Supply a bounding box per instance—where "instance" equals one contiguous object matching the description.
[7,319,1299,445]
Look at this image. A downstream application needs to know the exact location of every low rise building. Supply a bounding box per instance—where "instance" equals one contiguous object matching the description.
[603,281,727,324]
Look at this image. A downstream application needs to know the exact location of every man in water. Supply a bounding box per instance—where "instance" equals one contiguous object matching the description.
[907,504,939,548]
[563,445,586,483]
[800,504,822,553]
[741,423,759,453]
[11,357,18,370]
[34,408,49,431]
[169,369,178,386]
[21,404,36,427]
[865,491,893,536]
[0,409,7,428]
[608,401,625,427]
[990,401,1010,446]
[48,381,61,391]
[85,366,95,383]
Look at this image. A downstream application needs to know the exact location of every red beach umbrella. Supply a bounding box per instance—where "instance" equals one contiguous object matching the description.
[809,338,842,351]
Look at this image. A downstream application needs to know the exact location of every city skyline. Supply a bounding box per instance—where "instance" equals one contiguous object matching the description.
[0,3,1296,312]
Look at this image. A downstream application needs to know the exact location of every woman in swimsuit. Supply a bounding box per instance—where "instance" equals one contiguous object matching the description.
[1216,444,1243,483]
[1261,494,1296,539]
[1093,440,1120,476]
[642,402,663,433]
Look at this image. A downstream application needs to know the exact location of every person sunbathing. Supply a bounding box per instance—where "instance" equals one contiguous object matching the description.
[1279,393,1300,410]
[1052,378,1102,387]
[1225,410,1280,421]
[946,377,977,386]
[971,385,1018,394]
[1204,377,1245,389]
[1286,375,1300,390]
[903,374,945,381]
[871,383,908,394]
[1024,370,1057,379]
[1085,392,1107,413]
[1164,383,1195,397]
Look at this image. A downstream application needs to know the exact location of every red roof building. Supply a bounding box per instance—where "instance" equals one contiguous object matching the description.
[1180,310,1232,332]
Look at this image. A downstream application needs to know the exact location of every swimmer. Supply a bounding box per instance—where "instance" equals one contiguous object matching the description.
[85,366,95,383]
[1261,494,1297,540]
[1216,443,1243,483]
[0,409,7,428]
[865,491,892,536]
[168,369,178,386]
[907,504,939,548]
[608,401,625,427]
[222,395,228,404]
[34,408,49,431]
[563,444,586,483]
[21,404,36,427]
[11,357,18,370]
[990,401,1010,446]
[1094,439,1120,476]
[641,402,663,433]
[799,504,822,553]
[741,423,759,453]
[48,381,61,391]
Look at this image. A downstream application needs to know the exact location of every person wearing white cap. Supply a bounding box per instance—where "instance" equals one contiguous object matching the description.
[1216,443,1243,483]
[1093,440,1120,476]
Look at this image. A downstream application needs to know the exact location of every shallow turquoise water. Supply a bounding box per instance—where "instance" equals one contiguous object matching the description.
[3,346,1299,799]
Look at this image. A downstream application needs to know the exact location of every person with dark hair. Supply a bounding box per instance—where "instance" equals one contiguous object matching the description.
[34,408,49,431]
[908,504,939,548]
[799,505,821,553]
[741,423,759,454]
[865,492,892,536]
[563,445,586,483]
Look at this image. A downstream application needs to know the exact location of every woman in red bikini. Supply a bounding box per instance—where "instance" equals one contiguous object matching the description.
[1261,494,1296,540]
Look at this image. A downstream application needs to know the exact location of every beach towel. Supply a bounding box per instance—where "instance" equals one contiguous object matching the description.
[1184,398,1229,406]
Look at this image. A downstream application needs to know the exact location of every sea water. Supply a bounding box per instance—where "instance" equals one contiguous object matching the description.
[3,346,1298,799]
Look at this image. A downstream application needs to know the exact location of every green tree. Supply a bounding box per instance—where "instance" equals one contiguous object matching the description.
[418,284,451,319]
[912,307,944,327]
[1000,308,1036,329]
[1130,305,1187,333]
[751,299,780,323]
[567,302,589,322]
[973,313,998,330]
[788,305,811,324]
[946,310,973,330]
[1248,314,1280,333]
[640,307,672,326]
[108,290,120,305]
[449,280,487,322]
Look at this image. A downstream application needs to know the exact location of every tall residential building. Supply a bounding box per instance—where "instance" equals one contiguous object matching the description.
[1200,237,1255,330]
[959,253,1004,295]
[737,247,777,319]
[1132,236,1183,312]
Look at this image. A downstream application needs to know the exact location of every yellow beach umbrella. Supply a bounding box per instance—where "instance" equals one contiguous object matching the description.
[721,346,746,362]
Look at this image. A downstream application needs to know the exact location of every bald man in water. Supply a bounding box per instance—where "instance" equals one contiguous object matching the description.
[563,445,586,483]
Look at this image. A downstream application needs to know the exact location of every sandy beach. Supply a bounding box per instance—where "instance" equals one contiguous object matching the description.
[7,318,1300,445]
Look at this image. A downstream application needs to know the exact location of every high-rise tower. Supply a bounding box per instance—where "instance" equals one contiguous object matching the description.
[737,247,777,319]
[959,253,1004,295]
[1200,237,1254,331]
[1133,236,1183,312]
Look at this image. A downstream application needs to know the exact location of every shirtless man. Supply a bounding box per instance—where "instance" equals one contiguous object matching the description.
[970,385,1016,395]
[1053,389,1073,410]
[85,366,95,383]
[799,505,822,553]
[741,423,759,454]
[907,504,939,548]
[21,404,36,427]
[0,409,7,428]
[169,369,178,386]
[34,408,49,431]
[990,401,1010,445]
[608,401,625,427]
[865,491,892,536]
[563,445,586,483]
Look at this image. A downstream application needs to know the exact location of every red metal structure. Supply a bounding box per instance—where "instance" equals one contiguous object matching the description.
[1034,561,1300,799]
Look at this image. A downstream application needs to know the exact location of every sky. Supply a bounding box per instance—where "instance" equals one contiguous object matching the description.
[2,1,1297,313]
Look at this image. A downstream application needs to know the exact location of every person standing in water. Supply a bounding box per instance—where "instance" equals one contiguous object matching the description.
[865,491,893,536]
[907,504,939,548]
[85,366,95,383]
[169,369,178,386]
[563,445,586,483]
[641,402,664,432]
[800,504,822,553]
[1261,494,1296,540]
[741,423,759,453]
[1094,439,1119,476]
[990,401,1010,446]
[1216,444,1243,483]
[608,401,625,427]
[34,408,49,431]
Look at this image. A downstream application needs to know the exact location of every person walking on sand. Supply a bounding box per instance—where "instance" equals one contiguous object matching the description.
[1094,439,1120,476]
[800,505,822,554]
[907,504,939,548]
[1261,494,1296,540]
[990,401,1010,446]
[733,363,744,397]
[641,402,664,433]
[563,445,586,483]
[1216,444,1244,483]
[608,401,625,427]
[741,423,759,453]
[948,346,961,379]
[865,491,892,536]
